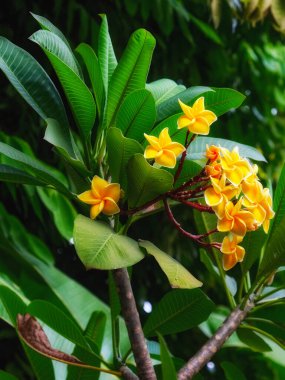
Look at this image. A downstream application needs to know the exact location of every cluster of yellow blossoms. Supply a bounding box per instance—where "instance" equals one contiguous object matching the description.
[204,145,275,270]
[77,96,274,271]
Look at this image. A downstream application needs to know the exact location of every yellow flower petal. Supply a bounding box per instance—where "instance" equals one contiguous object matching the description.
[177,115,192,129]
[236,245,245,261]
[90,202,104,219]
[158,128,172,147]
[104,183,121,203]
[144,133,160,150]
[223,253,238,271]
[263,219,270,234]
[225,167,244,186]
[217,218,233,232]
[199,110,217,125]
[188,117,210,135]
[103,198,120,215]
[178,99,194,118]
[155,149,177,168]
[91,175,109,197]
[231,217,246,236]
[164,142,186,156]
[221,235,235,254]
[77,190,98,205]
[192,97,205,114]
[144,145,159,159]
[204,187,222,207]
[213,195,227,219]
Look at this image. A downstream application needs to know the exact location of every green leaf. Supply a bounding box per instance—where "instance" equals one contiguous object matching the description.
[0,37,74,157]
[146,78,186,105]
[37,188,77,240]
[167,159,203,188]
[259,163,285,276]
[251,304,285,324]
[158,334,177,380]
[127,154,173,208]
[98,14,117,94]
[105,28,156,129]
[241,229,267,274]
[204,88,246,116]
[0,142,69,195]
[156,86,212,122]
[237,328,272,352]
[0,371,18,380]
[188,136,266,162]
[76,43,105,119]
[30,31,96,139]
[143,289,214,337]
[221,361,246,380]
[246,319,285,350]
[0,164,46,186]
[73,215,144,270]
[139,240,202,289]
[106,127,143,191]
[84,311,107,351]
[116,89,156,141]
[30,30,80,75]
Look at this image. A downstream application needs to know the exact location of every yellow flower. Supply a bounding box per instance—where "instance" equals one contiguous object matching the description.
[220,147,251,186]
[144,127,185,168]
[204,174,239,218]
[78,176,120,219]
[205,161,222,179]
[241,164,263,203]
[243,188,275,233]
[205,145,220,161]
[177,97,217,135]
[221,234,245,270]
[217,198,256,237]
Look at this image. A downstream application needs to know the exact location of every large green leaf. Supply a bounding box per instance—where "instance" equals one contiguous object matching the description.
[30,31,96,139]
[158,334,177,380]
[116,89,156,141]
[139,240,202,289]
[188,136,266,162]
[241,229,267,274]
[156,86,212,122]
[0,164,46,186]
[143,289,214,337]
[127,154,173,208]
[146,78,185,105]
[98,14,117,94]
[221,361,246,380]
[258,163,285,276]
[0,37,74,157]
[73,215,144,270]
[76,43,105,119]
[237,327,271,352]
[37,188,77,240]
[105,28,156,129]
[106,127,143,191]
[0,142,69,195]
[0,371,18,380]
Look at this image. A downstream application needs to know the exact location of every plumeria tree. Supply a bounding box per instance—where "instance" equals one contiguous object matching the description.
[0,13,285,380]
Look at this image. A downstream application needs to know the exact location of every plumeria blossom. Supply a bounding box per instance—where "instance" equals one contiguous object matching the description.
[78,176,120,219]
[205,161,222,179]
[204,174,239,218]
[220,147,251,186]
[241,164,263,203]
[217,198,257,237]
[177,97,217,135]
[205,145,220,161]
[144,127,185,168]
[221,234,245,270]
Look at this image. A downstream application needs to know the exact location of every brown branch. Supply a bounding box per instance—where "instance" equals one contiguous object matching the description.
[120,365,139,380]
[113,268,157,380]
[177,299,255,380]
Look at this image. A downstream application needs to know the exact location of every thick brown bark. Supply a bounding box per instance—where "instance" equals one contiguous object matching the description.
[178,300,254,380]
[113,268,156,380]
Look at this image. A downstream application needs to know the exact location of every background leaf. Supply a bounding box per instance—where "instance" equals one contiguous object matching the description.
[143,289,214,337]
[158,333,177,380]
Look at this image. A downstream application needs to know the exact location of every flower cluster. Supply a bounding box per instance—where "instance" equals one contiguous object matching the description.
[204,145,275,270]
